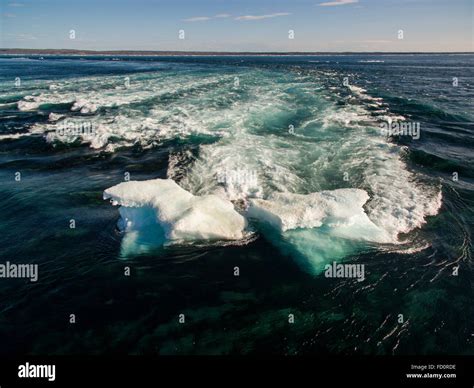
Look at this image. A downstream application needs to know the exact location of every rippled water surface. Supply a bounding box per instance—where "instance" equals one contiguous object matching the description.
[0,54,472,354]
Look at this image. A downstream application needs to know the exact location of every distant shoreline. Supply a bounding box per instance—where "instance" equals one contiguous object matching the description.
[0,48,473,56]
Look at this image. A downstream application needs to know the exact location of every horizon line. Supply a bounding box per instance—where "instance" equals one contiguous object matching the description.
[0,48,473,56]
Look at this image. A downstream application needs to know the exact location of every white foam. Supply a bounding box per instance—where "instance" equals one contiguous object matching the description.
[25,72,237,150]
[0,133,31,140]
[23,65,441,269]
[348,85,367,95]
[348,84,385,105]
[103,179,247,251]
[17,97,41,111]
[362,152,443,238]
[48,112,64,122]
[71,99,98,114]
[173,71,442,273]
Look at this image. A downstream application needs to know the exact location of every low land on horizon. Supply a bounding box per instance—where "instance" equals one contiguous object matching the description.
[0,48,472,56]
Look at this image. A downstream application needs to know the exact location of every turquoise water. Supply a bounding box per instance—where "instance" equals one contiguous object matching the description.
[0,54,472,354]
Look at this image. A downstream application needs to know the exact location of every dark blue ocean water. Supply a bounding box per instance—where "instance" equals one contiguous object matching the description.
[0,54,472,355]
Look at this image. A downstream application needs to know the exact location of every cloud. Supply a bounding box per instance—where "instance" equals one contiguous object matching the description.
[183,14,231,22]
[2,13,16,17]
[8,2,24,6]
[235,12,291,21]
[7,33,37,40]
[318,0,358,6]
[182,16,212,22]
[183,12,290,22]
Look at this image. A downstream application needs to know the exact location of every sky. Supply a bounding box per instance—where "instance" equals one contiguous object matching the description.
[0,0,472,52]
